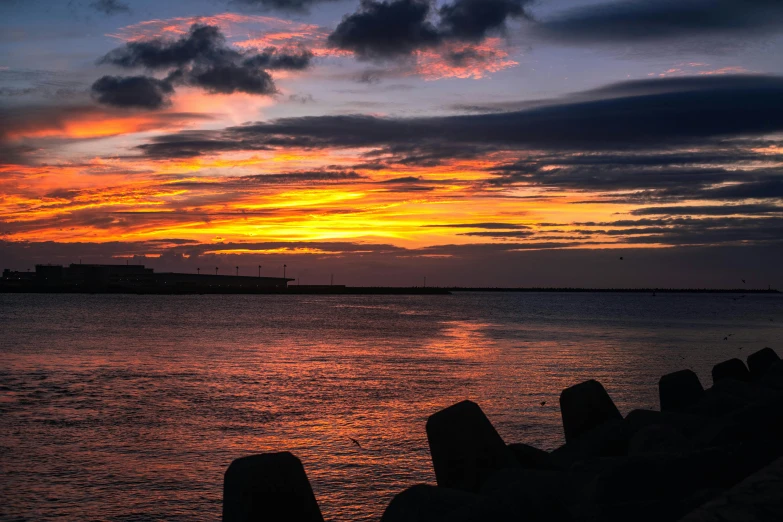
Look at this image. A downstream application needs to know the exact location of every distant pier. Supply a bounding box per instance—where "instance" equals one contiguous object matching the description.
[0,263,450,295]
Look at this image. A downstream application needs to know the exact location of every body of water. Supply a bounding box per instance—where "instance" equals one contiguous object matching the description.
[2,292,782,521]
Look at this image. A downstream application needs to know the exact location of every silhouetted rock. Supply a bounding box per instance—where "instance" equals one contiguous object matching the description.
[582,497,701,522]
[381,484,482,522]
[693,393,783,448]
[426,400,517,492]
[223,452,324,522]
[584,442,780,521]
[624,409,707,438]
[559,380,622,443]
[682,442,782,490]
[761,360,783,390]
[685,373,766,418]
[659,369,704,412]
[482,467,592,508]
[686,386,748,417]
[747,348,780,380]
[479,469,581,521]
[628,424,688,456]
[587,456,702,521]
[553,419,630,464]
[382,481,572,522]
[686,372,774,422]
[678,456,783,522]
[507,443,564,470]
[712,358,751,383]
[710,378,761,401]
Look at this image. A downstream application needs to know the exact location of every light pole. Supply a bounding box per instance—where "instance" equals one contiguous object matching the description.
[283,264,287,279]
[215,267,218,276]
[197,268,200,275]
[236,266,239,277]
[258,265,262,278]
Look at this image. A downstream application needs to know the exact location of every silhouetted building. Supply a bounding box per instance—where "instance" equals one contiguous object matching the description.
[1,263,292,293]
[63,263,154,290]
[1,269,36,283]
[35,265,65,283]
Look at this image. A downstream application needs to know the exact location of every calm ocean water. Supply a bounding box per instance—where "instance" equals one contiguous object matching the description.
[2,292,782,521]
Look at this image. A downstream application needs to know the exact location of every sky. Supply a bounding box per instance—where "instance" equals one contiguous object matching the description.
[1,0,782,287]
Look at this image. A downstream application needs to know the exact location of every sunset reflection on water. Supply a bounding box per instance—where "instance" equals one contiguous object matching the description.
[2,293,782,520]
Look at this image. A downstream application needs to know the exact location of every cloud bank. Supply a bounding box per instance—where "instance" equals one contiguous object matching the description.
[533,0,783,45]
[328,0,532,59]
[92,23,313,108]
[139,74,783,154]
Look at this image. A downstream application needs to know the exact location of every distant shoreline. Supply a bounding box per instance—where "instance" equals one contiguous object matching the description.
[447,287,780,293]
[0,287,778,295]
[5,264,778,296]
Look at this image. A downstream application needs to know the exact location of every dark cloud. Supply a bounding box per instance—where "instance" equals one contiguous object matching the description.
[380,176,425,183]
[90,75,174,109]
[440,45,510,69]
[184,63,276,95]
[584,74,783,99]
[488,158,781,196]
[327,0,441,59]
[631,204,783,216]
[459,230,534,238]
[534,0,783,45]
[490,154,782,203]
[699,178,783,200]
[138,129,297,158]
[579,216,777,228]
[328,0,531,60]
[173,170,366,187]
[230,0,339,12]
[99,24,234,70]
[241,170,364,183]
[243,48,314,70]
[90,0,130,15]
[426,222,529,230]
[94,24,313,106]
[488,164,776,192]
[438,0,531,41]
[101,25,312,72]
[557,215,783,247]
[611,171,783,203]
[288,93,315,104]
[140,75,783,156]
[529,150,783,168]
[365,142,497,167]
[618,218,783,246]
[450,100,548,113]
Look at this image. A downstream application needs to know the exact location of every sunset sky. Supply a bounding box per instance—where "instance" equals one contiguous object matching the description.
[2,0,782,287]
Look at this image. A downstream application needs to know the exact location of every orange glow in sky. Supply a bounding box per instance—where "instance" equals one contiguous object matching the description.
[2,9,780,267]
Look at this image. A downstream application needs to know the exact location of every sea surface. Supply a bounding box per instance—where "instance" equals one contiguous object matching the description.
[2,292,782,521]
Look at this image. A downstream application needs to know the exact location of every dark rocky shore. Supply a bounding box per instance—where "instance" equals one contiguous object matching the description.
[221,347,783,521]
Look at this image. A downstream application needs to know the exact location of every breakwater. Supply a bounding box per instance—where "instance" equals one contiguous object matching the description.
[221,347,783,521]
